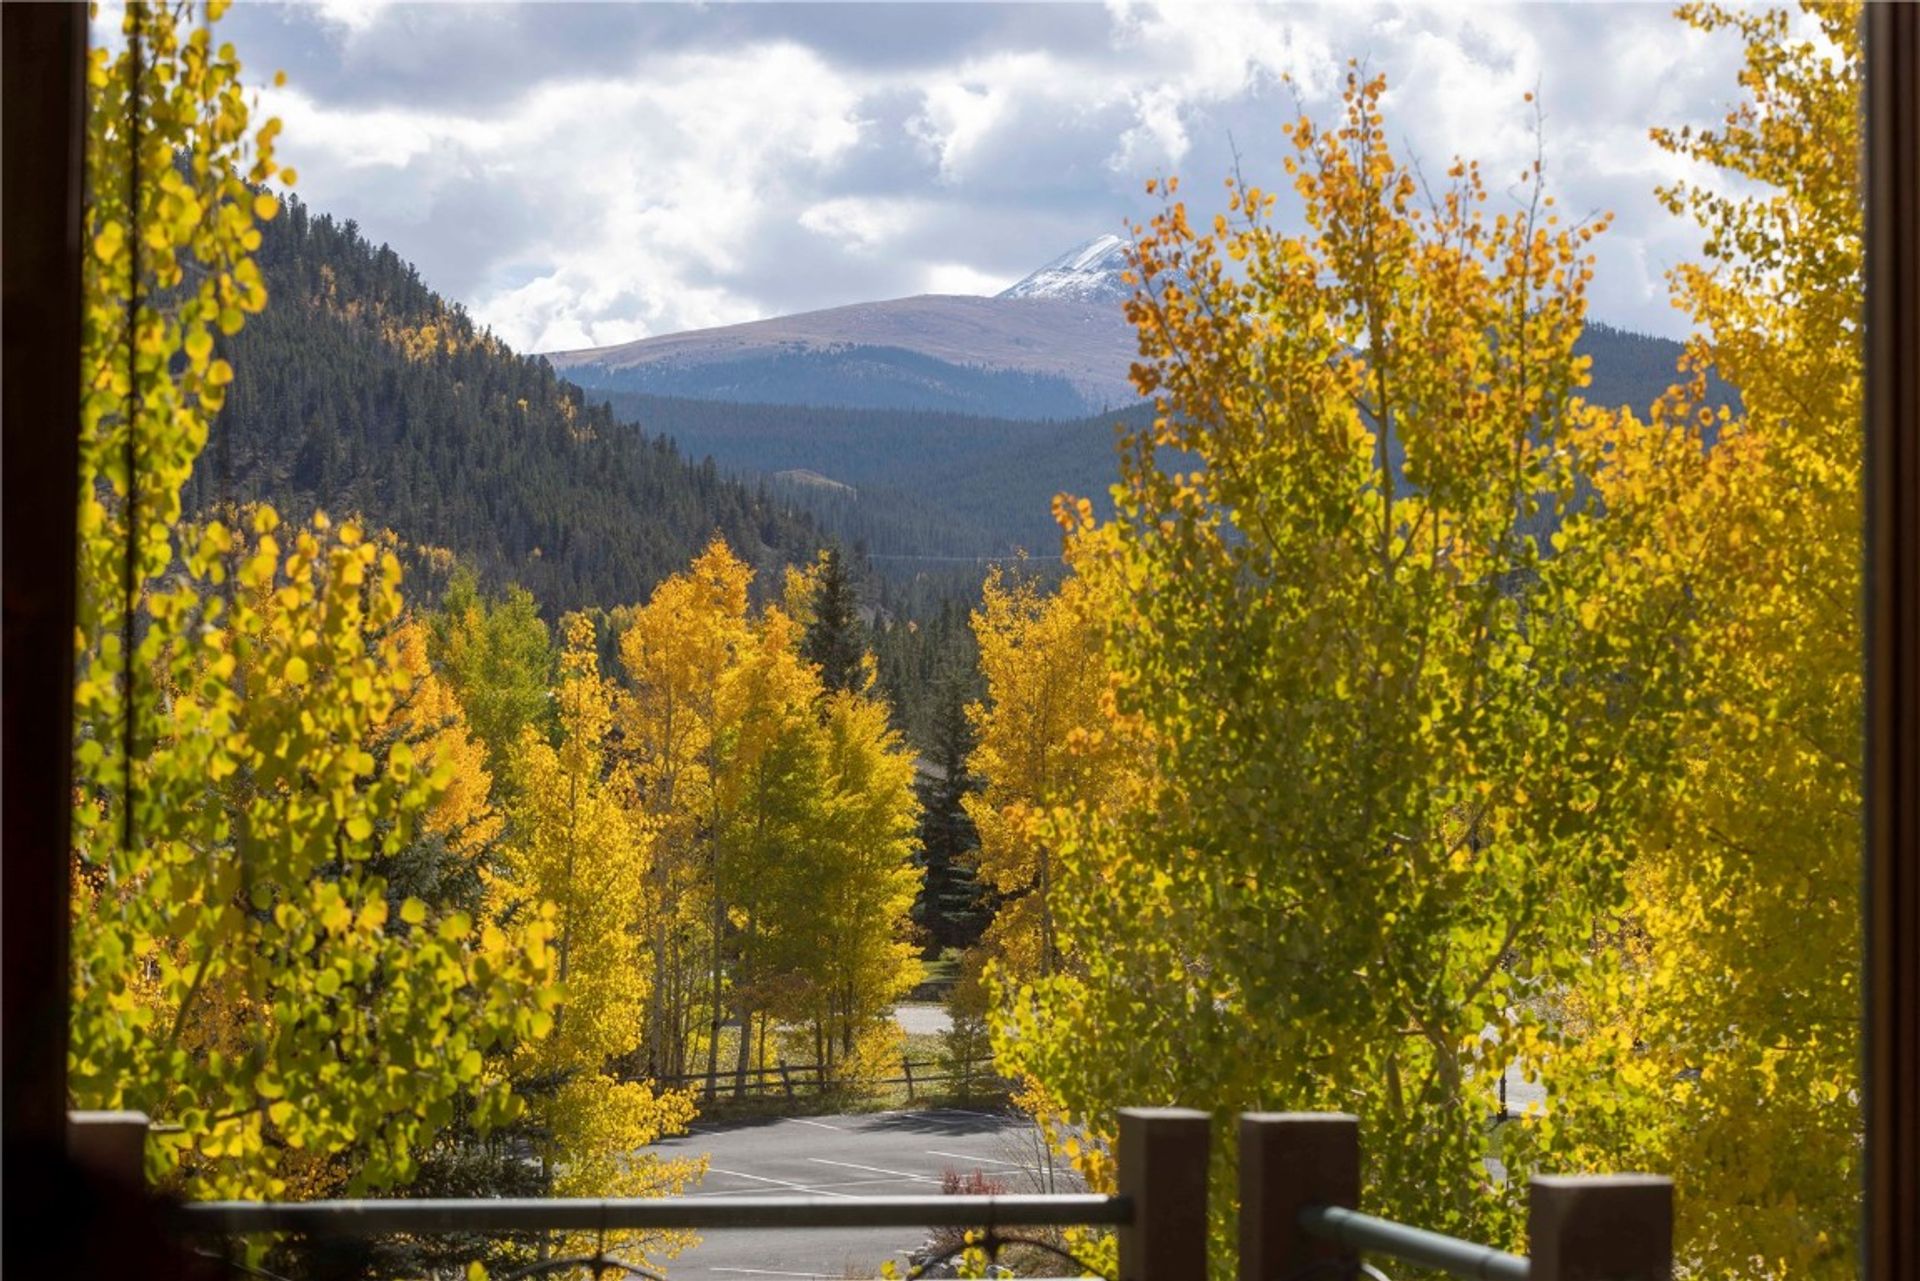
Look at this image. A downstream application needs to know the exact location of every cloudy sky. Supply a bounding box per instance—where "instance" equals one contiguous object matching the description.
[217,1,1751,354]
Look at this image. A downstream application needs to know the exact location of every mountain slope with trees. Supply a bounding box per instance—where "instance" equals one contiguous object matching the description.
[203,194,827,615]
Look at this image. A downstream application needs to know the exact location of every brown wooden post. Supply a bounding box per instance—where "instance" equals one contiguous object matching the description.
[1528,1175,1672,1281]
[903,1057,916,1101]
[1117,1107,1211,1281]
[1237,1113,1360,1281]
[1865,11,1920,1281]
[66,1112,150,1191]
[778,1061,794,1099]
[3,0,87,1175]
[3,9,89,1270]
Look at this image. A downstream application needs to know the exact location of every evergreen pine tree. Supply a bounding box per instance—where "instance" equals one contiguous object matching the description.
[914,668,988,951]
[800,546,865,695]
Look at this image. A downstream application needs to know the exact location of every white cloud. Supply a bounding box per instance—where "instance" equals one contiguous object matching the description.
[923,261,1016,297]
[307,0,389,35]
[908,55,1069,183]
[267,39,870,351]
[261,87,475,172]
[799,197,923,254]
[252,0,1760,347]
[1111,83,1192,172]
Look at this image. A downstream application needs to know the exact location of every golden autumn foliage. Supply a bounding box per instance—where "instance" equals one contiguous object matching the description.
[70,6,1867,1278]
[989,67,1705,1267]
[1544,7,1864,1277]
[615,540,924,1093]
[983,12,1866,1279]
[391,619,503,859]
[491,615,703,1266]
[69,0,556,1202]
[618,539,755,1083]
[965,561,1146,984]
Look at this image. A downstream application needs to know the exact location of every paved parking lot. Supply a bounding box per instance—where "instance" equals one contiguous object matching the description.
[650,1108,1069,1279]
[640,1014,1546,1279]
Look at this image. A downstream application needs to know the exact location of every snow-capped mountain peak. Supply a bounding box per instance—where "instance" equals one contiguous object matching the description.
[998,233,1134,304]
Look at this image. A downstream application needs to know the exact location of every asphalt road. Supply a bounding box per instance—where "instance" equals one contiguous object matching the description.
[650,1107,1070,1280]
[641,1008,1546,1278]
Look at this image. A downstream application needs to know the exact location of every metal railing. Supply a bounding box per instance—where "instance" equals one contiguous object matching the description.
[173,1193,1129,1236]
[71,1108,1675,1281]
[1298,1206,1528,1281]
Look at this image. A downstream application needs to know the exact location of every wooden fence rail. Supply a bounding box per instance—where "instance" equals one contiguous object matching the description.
[644,1056,1010,1101]
[81,1107,1674,1281]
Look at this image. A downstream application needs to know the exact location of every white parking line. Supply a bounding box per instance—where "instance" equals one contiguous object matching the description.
[707,1167,858,1199]
[922,1149,1045,1171]
[689,1175,931,1197]
[708,1269,848,1277]
[807,1157,941,1183]
[785,1117,845,1132]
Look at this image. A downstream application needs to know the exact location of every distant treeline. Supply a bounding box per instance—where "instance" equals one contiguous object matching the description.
[567,343,1105,419]
[608,316,1719,571]
[608,392,1157,561]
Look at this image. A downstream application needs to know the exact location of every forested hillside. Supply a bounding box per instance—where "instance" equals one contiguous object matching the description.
[201,194,826,613]
[611,393,1154,560]
[611,321,1720,566]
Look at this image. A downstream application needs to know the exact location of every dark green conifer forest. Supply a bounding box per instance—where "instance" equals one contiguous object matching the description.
[204,194,827,615]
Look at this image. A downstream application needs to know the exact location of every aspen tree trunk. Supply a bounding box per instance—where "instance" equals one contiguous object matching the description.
[648,853,671,1077]
[671,954,689,1079]
[842,978,856,1057]
[705,890,724,1101]
[732,911,756,1097]
[1038,849,1056,978]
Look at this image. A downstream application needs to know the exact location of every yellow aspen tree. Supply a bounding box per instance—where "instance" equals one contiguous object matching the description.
[994,71,1690,1265]
[1548,7,1865,1276]
[713,604,830,1091]
[69,1,554,1200]
[748,681,924,1086]
[807,688,926,1080]
[617,539,754,1081]
[965,565,1139,983]
[495,614,702,1265]
[391,618,504,865]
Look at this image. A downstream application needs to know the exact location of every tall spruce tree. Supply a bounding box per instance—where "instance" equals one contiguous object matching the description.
[914,668,988,952]
[800,546,865,695]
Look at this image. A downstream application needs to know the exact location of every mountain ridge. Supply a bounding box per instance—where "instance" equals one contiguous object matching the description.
[548,236,1714,424]
[547,290,1140,419]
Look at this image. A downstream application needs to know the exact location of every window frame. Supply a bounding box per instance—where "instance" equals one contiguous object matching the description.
[0,6,1913,1276]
